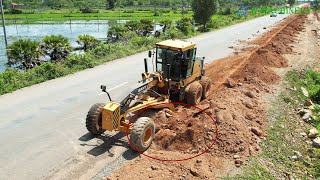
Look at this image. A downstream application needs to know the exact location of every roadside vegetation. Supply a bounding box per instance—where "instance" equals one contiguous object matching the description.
[226,68,320,179]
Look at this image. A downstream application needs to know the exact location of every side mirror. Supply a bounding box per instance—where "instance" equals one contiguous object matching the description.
[101,85,107,92]
[100,85,112,102]
[148,51,152,58]
[144,58,148,73]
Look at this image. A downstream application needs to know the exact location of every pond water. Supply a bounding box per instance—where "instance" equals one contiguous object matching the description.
[0,20,134,72]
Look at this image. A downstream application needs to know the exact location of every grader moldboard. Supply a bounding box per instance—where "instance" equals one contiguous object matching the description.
[86,39,212,152]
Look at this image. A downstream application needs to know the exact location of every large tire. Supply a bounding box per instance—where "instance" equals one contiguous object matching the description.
[186,81,203,105]
[199,77,212,99]
[130,117,155,152]
[86,103,106,136]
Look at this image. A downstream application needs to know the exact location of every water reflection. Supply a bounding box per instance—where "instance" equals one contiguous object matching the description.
[0,20,127,71]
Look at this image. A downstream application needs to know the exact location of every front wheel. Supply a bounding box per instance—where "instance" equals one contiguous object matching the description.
[86,103,106,135]
[186,81,203,105]
[200,77,212,99]
[130,117,155,152]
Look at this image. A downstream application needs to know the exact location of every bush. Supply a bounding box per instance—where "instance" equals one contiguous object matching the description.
[176,17,194,35]
[8,8,22,14]
[130,37,154,47]
[304,70,320,103]
[123,9,135,13]
[41,35,72,61]
[80,7,99,13]
[221,7,232,15]
[107,25,128,42]
[64,54,97,70]
[7,39,42,69]
[33,63,67,80]
[159,9,171,13]
[77,34,100,51]
[163,28,185,39]
[0,69,21,94]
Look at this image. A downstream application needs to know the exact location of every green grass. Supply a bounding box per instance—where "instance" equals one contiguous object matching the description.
[5,8,193,24]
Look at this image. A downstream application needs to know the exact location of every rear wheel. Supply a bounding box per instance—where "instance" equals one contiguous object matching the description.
[130,117,155,152]
[186,81,203,105]
[86,103,106,135]
[199,77,212,99]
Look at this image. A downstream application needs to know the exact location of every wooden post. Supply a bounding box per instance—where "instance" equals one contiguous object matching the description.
[0,0,8,48]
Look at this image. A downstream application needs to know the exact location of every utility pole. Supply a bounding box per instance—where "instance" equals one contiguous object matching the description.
[182,0,185,17]
[0,0,8,49]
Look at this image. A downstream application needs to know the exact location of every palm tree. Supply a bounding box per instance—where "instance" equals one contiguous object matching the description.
[159,19,173,33]
[107,25,127,42]
[77,34,100,51]
[41,35,72,61]
[7,39,43,69]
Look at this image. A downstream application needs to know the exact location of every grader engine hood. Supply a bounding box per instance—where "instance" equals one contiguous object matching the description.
[102,102,121,131]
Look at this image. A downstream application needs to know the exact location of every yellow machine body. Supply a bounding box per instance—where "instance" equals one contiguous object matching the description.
[100,39,204,133]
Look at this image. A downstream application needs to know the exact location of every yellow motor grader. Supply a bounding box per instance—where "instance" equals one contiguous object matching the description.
[86,39,211,152]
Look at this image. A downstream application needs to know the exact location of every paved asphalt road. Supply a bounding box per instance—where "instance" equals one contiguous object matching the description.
[0,14,289,179]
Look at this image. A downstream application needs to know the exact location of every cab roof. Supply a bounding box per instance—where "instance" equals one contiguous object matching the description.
[156,39,196,51]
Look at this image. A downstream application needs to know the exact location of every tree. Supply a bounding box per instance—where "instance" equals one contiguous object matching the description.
[124,20,141,34]
[288,0,295,6]
[77,34,99,51]
[176,17,194,35]
[107,25,127,42]
[106,0,115,9]
[41,35,72,61]
[139,19,154,36]
[314,0,319,10]
[159,19,173,33]
[7,39,43,69]
[192,0,217,32]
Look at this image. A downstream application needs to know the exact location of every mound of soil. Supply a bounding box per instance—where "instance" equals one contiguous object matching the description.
[140,107,216,153]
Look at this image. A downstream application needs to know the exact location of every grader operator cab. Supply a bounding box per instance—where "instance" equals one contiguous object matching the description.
[86,39,212,152]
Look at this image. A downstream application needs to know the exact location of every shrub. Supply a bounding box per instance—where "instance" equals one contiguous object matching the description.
[33,63,66,80]
[176,17,194,35]
[8,8,22,14]
[124,20,141,34]
[41,35,72,61]
[159,9,171,13]
[107,25,128,42]
[163,28,185,39]
[0,69,21,94]
[304,70,320,103]
[77,34,100,51]
[7,39,43,69]
[130,36,154,47]
[123,9,135,13]
[221,7,232,15]
[159,19,173,33]
[80,7,99,13]
[64,54,97,70]
[140,19,154,36]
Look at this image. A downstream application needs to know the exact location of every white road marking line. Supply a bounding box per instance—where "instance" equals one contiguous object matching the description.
[98,82,128,96]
